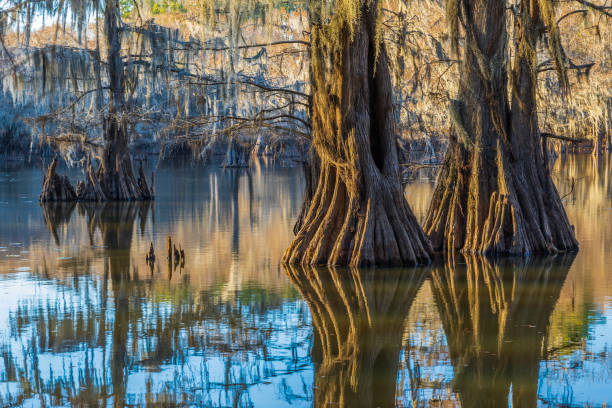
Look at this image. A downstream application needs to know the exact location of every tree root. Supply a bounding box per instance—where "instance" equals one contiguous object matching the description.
[40,157,77,201]
[425,141,578,255]
[285,163,431,267]
[39,155,154,202]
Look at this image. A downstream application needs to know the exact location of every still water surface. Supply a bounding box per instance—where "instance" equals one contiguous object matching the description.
[0,155,610,407]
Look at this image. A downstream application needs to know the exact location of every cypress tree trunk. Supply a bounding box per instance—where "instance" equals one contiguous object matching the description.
[96,0,153,201]
[39,156,78,201]
[285,265,425,407]
[423,0,577,254]
[507,0,577,253]
[284,1,431,266]
[293,147,320,234]
[40,0,153,202]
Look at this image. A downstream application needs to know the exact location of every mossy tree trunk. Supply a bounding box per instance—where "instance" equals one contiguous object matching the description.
[506,0,577,253]
[423,0,577,255]
[284,0,431,267]
[40,0,153,202]
[95,0,153,201]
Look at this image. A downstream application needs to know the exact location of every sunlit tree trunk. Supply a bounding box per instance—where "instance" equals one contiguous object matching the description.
[285,265,425,407]
[507,0,578,253]
[423,0,578,255]
[284,0,431,266]
[293,147,320,234]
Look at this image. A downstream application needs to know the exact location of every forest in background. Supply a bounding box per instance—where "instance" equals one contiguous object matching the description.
[1,0,609,166]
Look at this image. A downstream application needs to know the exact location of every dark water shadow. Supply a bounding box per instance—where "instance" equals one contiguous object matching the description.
[430,253,576,407]
[285,265,428,407]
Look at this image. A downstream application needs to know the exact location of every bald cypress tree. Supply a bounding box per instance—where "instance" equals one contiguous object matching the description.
[423,0,578,254]
[284,0,432,267]
[39,0,153,202]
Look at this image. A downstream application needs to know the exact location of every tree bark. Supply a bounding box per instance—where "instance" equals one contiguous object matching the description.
[284,1,432,267]
[40,157,77,202]
[293,147,320,234]
[423,0,578,255]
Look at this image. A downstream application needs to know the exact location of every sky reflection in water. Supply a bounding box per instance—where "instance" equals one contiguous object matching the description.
[0,155,611,407]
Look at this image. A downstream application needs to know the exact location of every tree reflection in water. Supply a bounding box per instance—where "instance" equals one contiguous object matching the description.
[2,201,311,407]
[285,265,426,407]
[429,254,575,407]
[1,200,587,406]
[40,201,77,246]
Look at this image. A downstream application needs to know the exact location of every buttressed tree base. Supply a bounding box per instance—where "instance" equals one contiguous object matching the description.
[423,0,578,255]
[39,0,154,202]
[284,0,432,267]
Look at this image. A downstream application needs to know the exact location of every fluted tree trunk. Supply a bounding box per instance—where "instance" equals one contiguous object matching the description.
[284,0,431,267]
[506,0,577,252]
[423,0,578,255]
[293,147,320,235]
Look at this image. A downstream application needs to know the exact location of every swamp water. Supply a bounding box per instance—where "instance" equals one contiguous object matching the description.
[0,155,611,407]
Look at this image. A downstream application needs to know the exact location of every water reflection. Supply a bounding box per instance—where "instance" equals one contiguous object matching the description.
[2,200,312,407]
[40,202,77,245]
[286,266,425,407]
[428,254,574,407]
[1,156,611,406]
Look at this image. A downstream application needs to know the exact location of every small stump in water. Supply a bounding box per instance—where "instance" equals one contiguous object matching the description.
[40,157,77,202]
